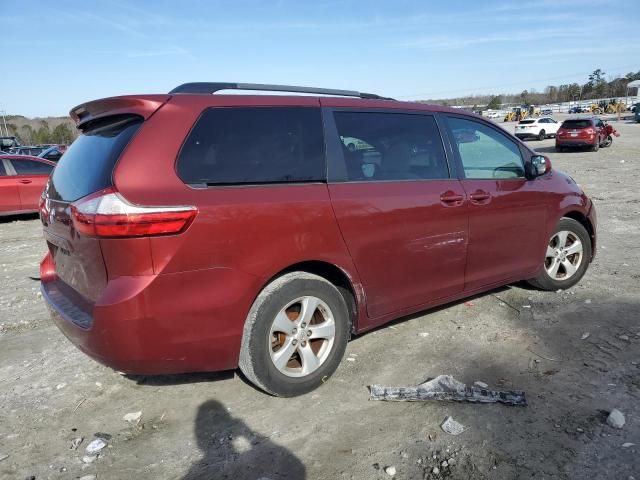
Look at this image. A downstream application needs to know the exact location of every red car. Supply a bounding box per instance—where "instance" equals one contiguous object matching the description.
[40,83,597,396]
[0,155,55,216]
[555,117,610,152]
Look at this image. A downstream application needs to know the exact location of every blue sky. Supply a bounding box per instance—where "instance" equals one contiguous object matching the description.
[2,0,639,117]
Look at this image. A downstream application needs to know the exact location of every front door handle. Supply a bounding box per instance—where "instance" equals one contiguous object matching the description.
[440,191,464,207]
[18,179,32,184]
[469,190,491,204]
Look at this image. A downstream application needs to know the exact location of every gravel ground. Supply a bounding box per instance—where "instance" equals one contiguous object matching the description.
[1,114,639,480]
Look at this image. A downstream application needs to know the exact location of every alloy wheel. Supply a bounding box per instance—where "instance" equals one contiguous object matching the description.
[544,230,583,280]
[268,296,336,377]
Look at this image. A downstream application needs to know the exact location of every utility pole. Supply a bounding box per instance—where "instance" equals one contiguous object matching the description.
[0,110,8,136]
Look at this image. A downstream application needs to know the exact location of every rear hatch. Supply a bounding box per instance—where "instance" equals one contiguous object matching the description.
[41,115,143,302]
[558,119,592,139]
[516,119,536,132]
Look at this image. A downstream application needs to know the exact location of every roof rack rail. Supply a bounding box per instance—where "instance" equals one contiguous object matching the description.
[168,82,394,100]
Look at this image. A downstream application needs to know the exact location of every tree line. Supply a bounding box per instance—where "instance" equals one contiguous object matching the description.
[427,68,640,110]
[3,117,77,146]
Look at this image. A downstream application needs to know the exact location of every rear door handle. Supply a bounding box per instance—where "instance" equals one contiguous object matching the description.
[440,191,464,206]
[469,190,491,204]
[18,179,32,184]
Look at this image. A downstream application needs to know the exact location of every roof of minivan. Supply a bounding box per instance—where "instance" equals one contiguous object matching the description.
[70,93,481,128]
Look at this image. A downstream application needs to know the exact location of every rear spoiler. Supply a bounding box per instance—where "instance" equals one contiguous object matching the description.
[70,95,170,130]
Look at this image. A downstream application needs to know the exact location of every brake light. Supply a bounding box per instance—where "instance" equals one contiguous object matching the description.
[585,128,596,135]
[70,187,197,238]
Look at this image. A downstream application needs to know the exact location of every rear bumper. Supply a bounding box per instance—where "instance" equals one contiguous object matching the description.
[556,138,595,147]
[515,132,541,139]
[41,256,260,375]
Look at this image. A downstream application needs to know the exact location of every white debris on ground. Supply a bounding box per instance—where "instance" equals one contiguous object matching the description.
[441,416,465,435]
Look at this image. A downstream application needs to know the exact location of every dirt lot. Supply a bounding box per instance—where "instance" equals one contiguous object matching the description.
[1,115,639,480]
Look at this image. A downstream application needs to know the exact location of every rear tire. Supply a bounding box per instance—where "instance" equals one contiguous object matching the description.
[555,145,564,152]
[239,272,350,397]
[527,218,591,291]
[602,135,613,147]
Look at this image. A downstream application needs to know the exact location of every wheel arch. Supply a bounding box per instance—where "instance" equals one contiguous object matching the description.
[259,260,363,334]
[562,210,595,259]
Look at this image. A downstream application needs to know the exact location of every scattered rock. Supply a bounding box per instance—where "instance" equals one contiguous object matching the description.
[70,437,83,450]
[473,381,488,389]
[607,409,625,429]
[79,475,97,480]
[85,438,107,455]
[417,332,429,337]
[400,451,409,459]
[619,335,630,341]
[123,411,142,424]
[576,427,584,433]
[384,465,396,476]
[0,454,8,462]
[82,455,97,464]
[585,299,592,304]
[432,466,440,474]
[581,332,590,340]
[55,383,67,390]
[622,442,635,448]
[441,460,449,467]
[448,457,457,466]
[346,357,356,362]
[441,416,465,435]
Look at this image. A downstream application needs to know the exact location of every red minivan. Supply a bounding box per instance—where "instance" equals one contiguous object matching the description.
[1,155,55,215]
[40,83,597,396]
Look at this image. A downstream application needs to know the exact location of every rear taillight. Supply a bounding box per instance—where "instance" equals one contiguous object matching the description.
[70,187,197,238]
[585,128,596,135]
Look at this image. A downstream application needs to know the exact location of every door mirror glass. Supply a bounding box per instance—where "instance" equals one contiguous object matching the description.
[530,155,550,177]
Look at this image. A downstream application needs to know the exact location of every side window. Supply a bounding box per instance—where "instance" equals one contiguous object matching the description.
[177,107,325,185]
[0,161,6,176]
[11,160,54,175]
[446,116,525,179]
[332,111,449,181]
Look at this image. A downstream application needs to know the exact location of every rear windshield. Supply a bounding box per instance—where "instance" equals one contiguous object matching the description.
[177,107,325,185]
[519,120,535,124]
[48,116,142,201]
[561,120,591,129]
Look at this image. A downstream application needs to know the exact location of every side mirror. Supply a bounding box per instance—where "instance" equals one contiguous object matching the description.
[528,155,551,178]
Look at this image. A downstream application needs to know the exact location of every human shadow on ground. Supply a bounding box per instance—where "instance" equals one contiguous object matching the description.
[183,399,306,480]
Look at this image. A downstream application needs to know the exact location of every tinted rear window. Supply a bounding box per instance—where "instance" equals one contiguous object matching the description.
[561,120,591,129]
[177,107,325,185]
[12,159,53,175]
[48,116,142,201]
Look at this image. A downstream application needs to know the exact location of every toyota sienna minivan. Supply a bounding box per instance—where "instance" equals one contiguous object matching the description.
[40,82,596,396]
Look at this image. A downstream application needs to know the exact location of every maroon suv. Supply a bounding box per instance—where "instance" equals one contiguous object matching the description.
[556,117,609,152]
[40,83,596,396]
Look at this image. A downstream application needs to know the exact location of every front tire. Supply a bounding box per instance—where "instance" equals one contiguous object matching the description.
[528,218,591,291]
[239,272,350,397]
[538,129,546,141]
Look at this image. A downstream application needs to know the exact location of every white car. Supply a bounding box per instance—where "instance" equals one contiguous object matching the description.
[514,117,561,140]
